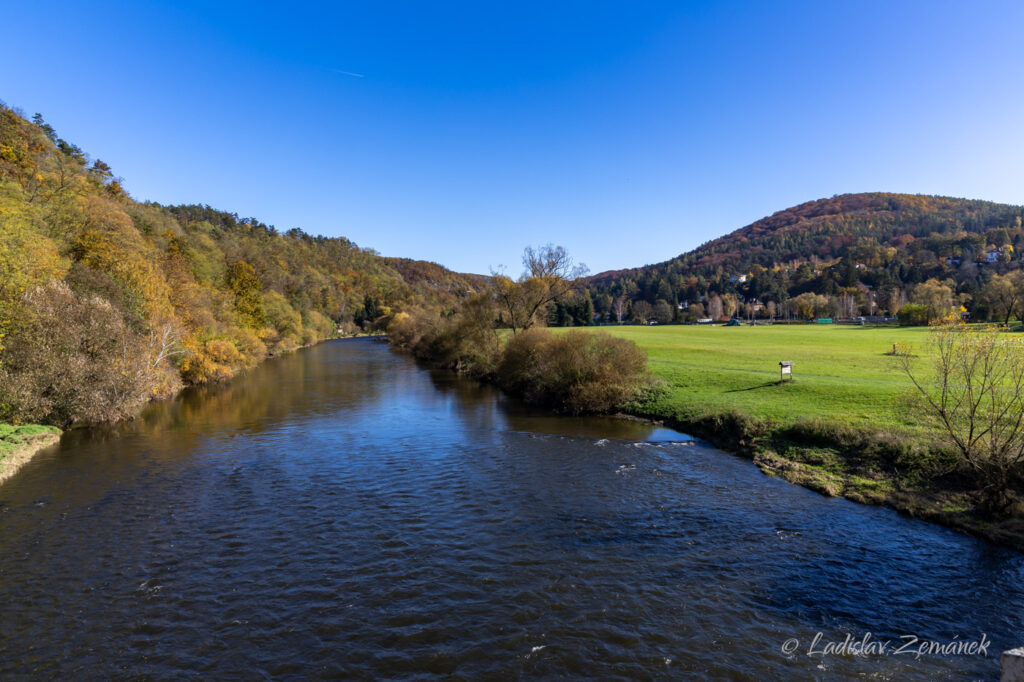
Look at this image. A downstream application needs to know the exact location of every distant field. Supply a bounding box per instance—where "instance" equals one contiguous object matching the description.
[572,324,937,433]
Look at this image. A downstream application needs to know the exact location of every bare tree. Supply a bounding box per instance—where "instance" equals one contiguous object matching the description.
[837,293,857,318]
[883,287,905,316]
[492,244,588,333]
[147,323,185,370]
[707,295,723,320]
[631,300,653,323]
[981,271,1024,326]
[611,296,627,323]
[901,318,1024,513]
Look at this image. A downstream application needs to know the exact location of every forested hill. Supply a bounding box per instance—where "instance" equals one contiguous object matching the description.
[585,193,1024,324]
[0,103,480,426]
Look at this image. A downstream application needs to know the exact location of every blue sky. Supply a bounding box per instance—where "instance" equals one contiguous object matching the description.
[4,1,1024,274]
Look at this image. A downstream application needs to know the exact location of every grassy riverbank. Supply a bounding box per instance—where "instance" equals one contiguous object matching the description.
[562,324,1024,551]
[0,424,62,486]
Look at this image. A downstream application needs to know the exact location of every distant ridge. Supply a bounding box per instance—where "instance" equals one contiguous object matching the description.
[585,192,1024,323]
[590,193,1023,283]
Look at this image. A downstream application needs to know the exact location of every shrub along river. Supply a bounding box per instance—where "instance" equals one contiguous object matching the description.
[0,338,1021,678]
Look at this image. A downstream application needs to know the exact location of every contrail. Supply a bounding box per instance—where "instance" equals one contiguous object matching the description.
[330,68,365,78]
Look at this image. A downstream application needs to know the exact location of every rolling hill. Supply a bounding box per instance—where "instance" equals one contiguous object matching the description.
[585,192,1024,323]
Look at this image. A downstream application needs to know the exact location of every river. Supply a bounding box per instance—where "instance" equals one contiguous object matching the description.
[0,338,1020,679]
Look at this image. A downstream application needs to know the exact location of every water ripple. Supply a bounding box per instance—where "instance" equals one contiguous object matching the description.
[0,339,1020,679]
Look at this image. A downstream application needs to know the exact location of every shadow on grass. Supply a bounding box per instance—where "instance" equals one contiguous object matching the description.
[725,380,787,393]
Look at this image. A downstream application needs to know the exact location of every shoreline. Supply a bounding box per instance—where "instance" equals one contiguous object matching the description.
[0,426,62,487]
[618,408,1024,554]
[13,331,1020,552]
[0,335,348,488]
[386,325,1024,553]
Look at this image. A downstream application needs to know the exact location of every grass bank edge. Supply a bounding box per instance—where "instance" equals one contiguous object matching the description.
[0,423,62,485]
[623,401,1024,553]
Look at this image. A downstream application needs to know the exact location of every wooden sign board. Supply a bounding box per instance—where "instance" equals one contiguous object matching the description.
[779,361,793,381]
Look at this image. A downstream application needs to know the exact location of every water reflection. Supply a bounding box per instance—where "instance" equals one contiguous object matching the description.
[0,338,1020,679]
[424,359,686,442]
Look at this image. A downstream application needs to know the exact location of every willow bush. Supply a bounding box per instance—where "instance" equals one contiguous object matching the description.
[498,328,650,414]
[0,282,181,426]
[901,317,1024,513]
[389,295,503,378]
[391,307,652,415]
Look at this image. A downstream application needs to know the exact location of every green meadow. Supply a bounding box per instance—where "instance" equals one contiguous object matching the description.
[588,324,935,434]
[581,323,1024,547]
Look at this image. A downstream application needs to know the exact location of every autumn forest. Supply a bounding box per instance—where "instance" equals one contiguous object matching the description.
[0,104,480,426]
[7,100,1024,430]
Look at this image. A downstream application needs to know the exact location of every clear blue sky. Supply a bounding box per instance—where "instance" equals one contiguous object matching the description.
[4,1,1024,274]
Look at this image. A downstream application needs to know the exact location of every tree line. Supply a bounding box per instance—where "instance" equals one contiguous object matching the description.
[0,104,478,426]
[389,245,654,414]
[583,193,1024,326]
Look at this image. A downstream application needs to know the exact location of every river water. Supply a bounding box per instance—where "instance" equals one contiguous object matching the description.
[0,338,1021,679]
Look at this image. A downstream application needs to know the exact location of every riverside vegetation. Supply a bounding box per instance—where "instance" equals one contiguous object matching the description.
[0,423,60,484]
[3,102,1024,551]
[0,103,480,430]
[0,102,483,482]
[391,252,1024,550]
[388,245,655,415]
[575,322,1024,550]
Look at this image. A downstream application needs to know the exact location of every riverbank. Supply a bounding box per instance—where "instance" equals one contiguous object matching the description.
[589,324,1024,552]
[0,424,61,487]
[3,336,1013,680]
[620,408,1024,552]
[395,319,1023,551]
[1,335,347,486]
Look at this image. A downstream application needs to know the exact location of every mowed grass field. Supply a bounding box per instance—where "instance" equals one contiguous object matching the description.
[584,324,935,433]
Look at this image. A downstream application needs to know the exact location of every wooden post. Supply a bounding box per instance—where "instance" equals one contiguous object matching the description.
[1003,648,1024,681]
[779,361,793,382]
